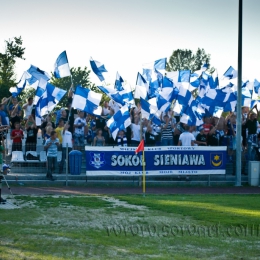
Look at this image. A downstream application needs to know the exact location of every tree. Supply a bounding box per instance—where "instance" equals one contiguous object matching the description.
[166,48,211,72]
[0,36,25,98]
[50,66,106,108]
[19,87,35,106]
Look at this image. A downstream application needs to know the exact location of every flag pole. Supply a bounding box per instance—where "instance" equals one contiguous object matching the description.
[235,0,243,186]
[142,148,146,197]
[68,70,75,120]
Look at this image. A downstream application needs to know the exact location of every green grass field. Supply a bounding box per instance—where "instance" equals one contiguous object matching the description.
[1,194,260,260]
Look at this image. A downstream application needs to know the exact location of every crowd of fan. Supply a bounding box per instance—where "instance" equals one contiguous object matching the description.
[0,96,260,169]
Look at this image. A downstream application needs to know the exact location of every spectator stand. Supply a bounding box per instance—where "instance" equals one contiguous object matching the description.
[7,128,46,170]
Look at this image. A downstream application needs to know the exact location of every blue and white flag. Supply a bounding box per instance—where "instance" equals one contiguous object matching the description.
[54,51,71,78]
[9,65,51,96]
[33,78,48,105]
[115,72,124,91]
[212,106,224,118]
[97,85,113,96]
[177,87,192,106]
[200,87,237,116]
[156,94,171,113]
[154,58,167,71]
[189,64,209,91]
[143,57,167,74]
[20,65,52,90]
[90,57,108,82]
[223,93,237,112]
[189,71,201,91]
[223,66,237,80]
[157,78,177,112]
[251,79,260,101]
[38,84,66,116]
[251,100,260,110]
[27,65,51,82]
[159,78,179,103]
[198,89,220,116]
[254,79,260,96]
[134,73,148,100]
[180,100,205,126]
[196,71,212,101]
[148,70,162,98]
[119,84,134,106]
[167,70,190,90]
[209,70,219,89]
[140,97,158,120]
[9,71,32,96]
[98,86,122,107]
[142,68,152,82]
[35,84,66,125]
[162,76,173,89]
[241,81,252,107]
[147,97,163,124]
[142,58,166,98]
[173,86,193,115]
[201,63,209,71]
[35,103,42,126]
[216,86,237,113]
[140,97,152,119]
[9,87,20,97]
[98,84,134,108]
[72,85,102,115]
[106,105,131,140]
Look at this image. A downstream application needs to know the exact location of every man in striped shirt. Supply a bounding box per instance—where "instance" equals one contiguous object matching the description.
[117,130,127,147]
[161,114,174,146]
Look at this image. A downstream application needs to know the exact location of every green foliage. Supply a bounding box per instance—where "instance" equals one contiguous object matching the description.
[0,36,25,98]
[166,48,211,72]
[19,87,35,105]
[51,66,93,91]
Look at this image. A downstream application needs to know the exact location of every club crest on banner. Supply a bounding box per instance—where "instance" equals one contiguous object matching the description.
[89,152,105,169]
[210,153,223,167]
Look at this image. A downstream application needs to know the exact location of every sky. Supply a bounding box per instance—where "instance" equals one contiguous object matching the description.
[0,0,260,88]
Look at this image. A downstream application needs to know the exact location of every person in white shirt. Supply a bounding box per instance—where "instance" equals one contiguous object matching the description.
[22,97,34,120]
[102,101,110,117]
[109,99,120,114]
[178,124,195,181]
[131,117,141,146]
[59,122,73,174]
[178,125,195,146]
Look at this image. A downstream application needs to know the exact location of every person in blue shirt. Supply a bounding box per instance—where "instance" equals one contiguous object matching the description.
[44,131,60,181]
[0,103,8,126]
[9,97,22,116]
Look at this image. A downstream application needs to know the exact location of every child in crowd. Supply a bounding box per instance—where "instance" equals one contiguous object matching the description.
[25,115,38,152]
[116,130,127,147]
[93,129,105,146]
[11,122,23,151]
[44,131,59,181]
[59,122,73,174]
[44,126,53,144]
[55,119,64,145]
[145,125,157,146]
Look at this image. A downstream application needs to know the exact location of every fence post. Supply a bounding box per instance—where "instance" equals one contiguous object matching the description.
[65,143,68,187]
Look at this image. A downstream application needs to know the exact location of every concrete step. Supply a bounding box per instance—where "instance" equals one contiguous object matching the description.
[3,171,249,186]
